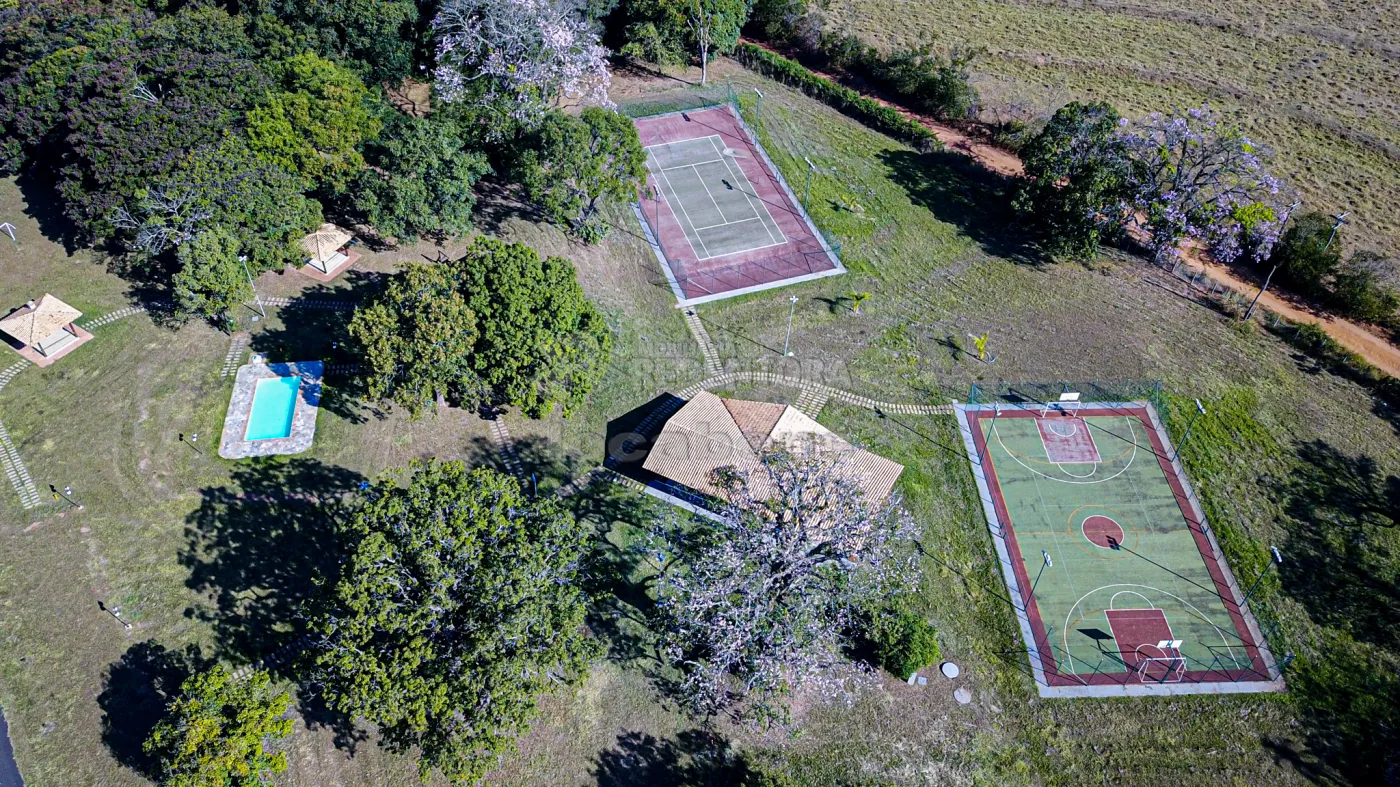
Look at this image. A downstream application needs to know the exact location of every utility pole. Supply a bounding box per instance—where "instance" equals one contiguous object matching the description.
[782,295,798,357]
[1244,201,1300,320]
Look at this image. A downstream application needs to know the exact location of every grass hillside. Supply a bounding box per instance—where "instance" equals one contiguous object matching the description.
[821,0,1400,255]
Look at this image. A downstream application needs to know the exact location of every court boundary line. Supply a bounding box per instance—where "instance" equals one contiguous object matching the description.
[707,135,785,247]
[645,135,787,261]
[648,148,713,260]
[953,401,1285,698]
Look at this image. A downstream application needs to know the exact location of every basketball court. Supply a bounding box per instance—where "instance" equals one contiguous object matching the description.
[954,400,1285,697]
[632,105,844,306]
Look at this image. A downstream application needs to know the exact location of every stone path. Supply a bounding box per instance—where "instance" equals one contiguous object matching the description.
[260,297,357,311]
[0,360,40,509]
[486,415,523,477]
[79,304,149,331]
[677,371,954,416]
[219,333,249,377]
[794,384,831,418]
[682,309,722,376]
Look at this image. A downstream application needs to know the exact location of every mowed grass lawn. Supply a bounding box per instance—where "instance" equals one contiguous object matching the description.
[0,54,1398,785]
[821,0,1400,256]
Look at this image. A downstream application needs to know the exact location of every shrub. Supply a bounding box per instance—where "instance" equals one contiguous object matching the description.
[734,44,940,152]
[867,603,941,679]
[1331,251,1400,325]
[1270,211,1343,296]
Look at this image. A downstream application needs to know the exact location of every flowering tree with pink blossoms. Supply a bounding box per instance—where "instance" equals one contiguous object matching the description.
[432,0,612,127]
[1118,106,1289,264]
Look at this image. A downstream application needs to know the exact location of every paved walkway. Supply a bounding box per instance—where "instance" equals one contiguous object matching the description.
[682,310,722,376]
[219,333,249,377]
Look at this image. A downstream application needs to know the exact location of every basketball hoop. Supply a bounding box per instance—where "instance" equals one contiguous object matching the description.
[1040,391,1081,418]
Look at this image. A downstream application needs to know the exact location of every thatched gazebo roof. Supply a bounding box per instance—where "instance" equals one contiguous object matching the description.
[301,224,353,266]
[0,294,82,346]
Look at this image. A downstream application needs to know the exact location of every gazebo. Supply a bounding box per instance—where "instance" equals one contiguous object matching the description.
[0,294,92,366]
[299,223,359,281]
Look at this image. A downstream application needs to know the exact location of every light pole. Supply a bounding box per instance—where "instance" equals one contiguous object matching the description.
[803,157,816,212]
[782,295,798,357]
[1171,399,1206,462]
[753,87,763,129]
[1025,550,1052,610]
[239,255,266,319]
[1241,546,1283,610]
[1244,200,1301,321]
[1324,212,1348,251]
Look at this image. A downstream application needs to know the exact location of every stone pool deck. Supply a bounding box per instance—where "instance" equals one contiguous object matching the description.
[219,360,323,459]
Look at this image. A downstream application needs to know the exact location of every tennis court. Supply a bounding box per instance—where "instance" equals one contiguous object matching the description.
[633,105,844,306]
[954,401,1285,697]
[646,134,787,260]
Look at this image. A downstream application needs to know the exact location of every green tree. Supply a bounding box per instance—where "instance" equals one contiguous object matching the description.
[241,0,420,82]
[348,262,480,417]
[352,114,491,243]
[1271,211,1344,296]
[519,108,647,242]
[458,236,613,417]
[246,52,380,192]
[1013,101,1131,260]
[172,227,254,327]
[308,460,595,785]
[866,601,940,679]
[143,665,293,787]
[621,0,751,84]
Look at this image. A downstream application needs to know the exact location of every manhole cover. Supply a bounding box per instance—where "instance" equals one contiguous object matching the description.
[940,661,960,679]
[954,687,972,705]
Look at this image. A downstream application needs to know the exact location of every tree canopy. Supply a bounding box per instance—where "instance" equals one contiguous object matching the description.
[647,450,920,720]
[518,107,647,242]
[458,236,614,417]
[171,227,254,326]
[143,665,293,787]
[620,0,751,84]
[245,52,380,192]
[348,261,480,415]
[1270,210,1344,296]
[432,0,612,127]
[349,236,612,418]
[307,460,595,785]
[352,113,491,243]
[1013,101,1130,260]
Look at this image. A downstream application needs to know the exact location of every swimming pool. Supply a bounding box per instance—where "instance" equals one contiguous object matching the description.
[244,376,302,440]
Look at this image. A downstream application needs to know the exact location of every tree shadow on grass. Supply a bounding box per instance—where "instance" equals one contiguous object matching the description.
[97,640,211,780]
[1278,439,1400,782]
[182,457,364,663]
[1283,439,1400,652]
[182,457,368,751]
[247,299,377,425]
[877,148,1045,266]
[593,728,756,787]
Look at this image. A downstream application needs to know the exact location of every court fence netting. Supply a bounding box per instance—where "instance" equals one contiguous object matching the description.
[616,81,844,295]
[966,378,1176,432]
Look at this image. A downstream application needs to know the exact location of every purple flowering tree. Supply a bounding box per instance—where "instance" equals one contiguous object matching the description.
[646,450,920,722]
[432,0,612,127]
[1118,106,1288,264]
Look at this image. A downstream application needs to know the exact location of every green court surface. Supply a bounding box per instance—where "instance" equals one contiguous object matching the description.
[970,405,1268,688]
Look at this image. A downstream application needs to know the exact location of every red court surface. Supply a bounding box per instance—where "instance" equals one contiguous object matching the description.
[1036,416,1102,463]
[1106,608,1183,680]
[633,106,844,305]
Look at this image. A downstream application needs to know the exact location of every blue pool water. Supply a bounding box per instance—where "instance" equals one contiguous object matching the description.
[244,376,301,440]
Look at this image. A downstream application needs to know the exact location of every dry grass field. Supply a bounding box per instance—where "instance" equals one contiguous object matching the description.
[822,0,1400,256]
